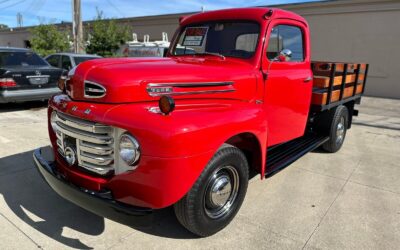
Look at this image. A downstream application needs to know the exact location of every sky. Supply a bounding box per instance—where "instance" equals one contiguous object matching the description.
[0,0,322,28]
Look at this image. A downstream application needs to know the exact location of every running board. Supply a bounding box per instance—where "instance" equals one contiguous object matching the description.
[265,134,329,177]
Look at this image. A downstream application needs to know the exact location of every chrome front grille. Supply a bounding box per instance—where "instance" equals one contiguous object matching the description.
[54,112,114,175]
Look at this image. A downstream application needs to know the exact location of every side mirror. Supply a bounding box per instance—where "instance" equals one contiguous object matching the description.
[58,75,67,93]
[58,69,69,93]
[274,49,292,62]
[267,49,294,77]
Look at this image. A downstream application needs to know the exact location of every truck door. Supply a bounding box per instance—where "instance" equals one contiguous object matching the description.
[262,19,313,146]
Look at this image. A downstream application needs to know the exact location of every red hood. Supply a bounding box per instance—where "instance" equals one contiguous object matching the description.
[68,57,258,103]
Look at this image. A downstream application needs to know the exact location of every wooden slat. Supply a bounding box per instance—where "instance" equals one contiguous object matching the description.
[315,62,368,72]
[359,64,368,71]
[312,83,363,105]
[312,62,357,73]
[313,74,365,88]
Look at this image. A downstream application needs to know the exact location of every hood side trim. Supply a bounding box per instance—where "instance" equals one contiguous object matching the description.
[147,81,235,97]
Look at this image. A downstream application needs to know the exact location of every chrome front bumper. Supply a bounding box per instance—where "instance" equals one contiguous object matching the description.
[33,147,153,226]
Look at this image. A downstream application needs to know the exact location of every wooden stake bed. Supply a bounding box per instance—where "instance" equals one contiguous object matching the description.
[313,74,365,88]
[311,62,369,108]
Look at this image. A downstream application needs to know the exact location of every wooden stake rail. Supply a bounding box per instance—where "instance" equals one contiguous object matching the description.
[314,74,365,88]
[311,61,369,107]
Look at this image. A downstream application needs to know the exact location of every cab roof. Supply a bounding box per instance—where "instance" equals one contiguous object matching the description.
[180,7,307,27]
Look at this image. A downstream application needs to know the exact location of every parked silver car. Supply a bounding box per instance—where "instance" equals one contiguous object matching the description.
[45,53,102,71]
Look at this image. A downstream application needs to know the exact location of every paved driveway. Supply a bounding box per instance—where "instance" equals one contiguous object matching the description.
[0,97,399,249]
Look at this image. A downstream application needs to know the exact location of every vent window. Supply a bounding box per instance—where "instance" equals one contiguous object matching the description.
[84,81,106,98]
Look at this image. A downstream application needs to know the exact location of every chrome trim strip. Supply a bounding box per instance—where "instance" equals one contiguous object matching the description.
[147,107,162,114]
[57,147,64,157]
[148,82,234,88]
[84,81,106,99]
[56,139,63,149]
[80,152,113,165]
[79,141,114,155]
[26,75,50,78]
[165,89,235,96]
[86,88,104,93]
[147,82,235,97]
[56,122,113,145]
[57,113,94,133]
[56,112,110,134]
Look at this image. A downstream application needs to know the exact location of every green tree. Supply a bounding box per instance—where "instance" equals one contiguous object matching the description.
[86,10,130,57]
[0,24,9,30]
[30,24,70,56]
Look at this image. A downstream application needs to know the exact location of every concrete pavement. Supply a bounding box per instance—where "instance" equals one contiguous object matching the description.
[0,97,399,249]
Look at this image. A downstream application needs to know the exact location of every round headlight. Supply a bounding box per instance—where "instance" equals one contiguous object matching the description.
[50,111,58,132]
[119,134,140,166]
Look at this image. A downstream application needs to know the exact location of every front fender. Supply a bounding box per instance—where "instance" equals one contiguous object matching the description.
[103,99,268,208]
[50,96,268,208]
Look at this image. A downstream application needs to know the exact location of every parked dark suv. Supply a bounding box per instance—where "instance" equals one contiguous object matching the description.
[0,47,62,103]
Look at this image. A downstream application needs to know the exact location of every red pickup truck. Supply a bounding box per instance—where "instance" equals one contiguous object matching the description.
[33,7,369,236]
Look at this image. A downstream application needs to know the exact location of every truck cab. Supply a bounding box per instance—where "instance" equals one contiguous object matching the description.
[33,8,368,237]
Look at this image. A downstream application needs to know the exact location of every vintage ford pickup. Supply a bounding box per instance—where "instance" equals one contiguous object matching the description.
[33,7,369,236]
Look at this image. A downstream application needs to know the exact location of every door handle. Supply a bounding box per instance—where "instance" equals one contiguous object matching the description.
[304,76,313,83]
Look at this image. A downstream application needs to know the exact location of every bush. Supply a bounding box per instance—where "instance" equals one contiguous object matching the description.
[86,12,130,57]
[30,24,70,56]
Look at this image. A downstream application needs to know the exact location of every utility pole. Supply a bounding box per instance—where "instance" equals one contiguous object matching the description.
[72,0,83,53]
[17,13,23,27]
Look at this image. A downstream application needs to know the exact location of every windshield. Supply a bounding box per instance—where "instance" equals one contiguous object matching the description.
[0,51,48,67]
[171,21,260,59]
[73,56,100,65]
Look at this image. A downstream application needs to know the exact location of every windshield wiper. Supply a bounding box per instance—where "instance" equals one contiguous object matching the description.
[194,52,225,60]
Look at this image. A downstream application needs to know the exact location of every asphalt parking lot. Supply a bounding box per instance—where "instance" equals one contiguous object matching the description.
[0,96,399,250]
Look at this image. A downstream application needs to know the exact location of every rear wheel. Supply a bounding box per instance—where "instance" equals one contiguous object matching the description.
[322,105,349,153]
[174,144,249,237]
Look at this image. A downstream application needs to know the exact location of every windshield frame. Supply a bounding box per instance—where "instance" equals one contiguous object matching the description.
[168,19,262,60]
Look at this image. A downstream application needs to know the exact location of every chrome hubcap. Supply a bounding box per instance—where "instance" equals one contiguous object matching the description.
[204,165,239,219]
[210,176,232,207]
[336,117,345,145]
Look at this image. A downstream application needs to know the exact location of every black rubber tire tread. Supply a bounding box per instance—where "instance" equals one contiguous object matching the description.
[174,144,249,237]
[322,105,349,153]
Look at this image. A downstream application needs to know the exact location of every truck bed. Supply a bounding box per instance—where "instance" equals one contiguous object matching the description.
[311,62,369,111]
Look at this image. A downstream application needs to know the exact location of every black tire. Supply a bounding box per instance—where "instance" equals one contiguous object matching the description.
[322,105,349,153]
[174,144,249,237]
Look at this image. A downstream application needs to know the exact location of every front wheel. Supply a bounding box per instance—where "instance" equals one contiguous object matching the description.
[174,144,249,237]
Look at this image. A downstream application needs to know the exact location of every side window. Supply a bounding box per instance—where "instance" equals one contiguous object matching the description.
[47,55,59,67]
[61,56,72,70]
[267,25,304,62]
